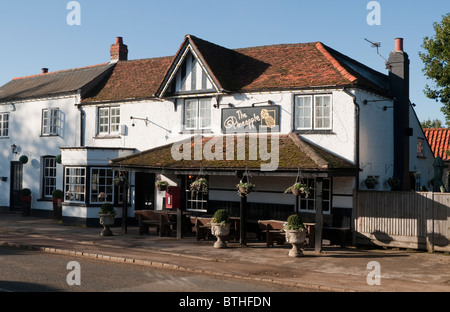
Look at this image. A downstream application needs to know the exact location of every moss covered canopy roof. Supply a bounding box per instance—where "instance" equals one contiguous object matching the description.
[111,133,357,173]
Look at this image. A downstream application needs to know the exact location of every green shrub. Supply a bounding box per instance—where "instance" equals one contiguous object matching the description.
[99,203,115,215]
[212,209,229,224]
[285,214,305,230]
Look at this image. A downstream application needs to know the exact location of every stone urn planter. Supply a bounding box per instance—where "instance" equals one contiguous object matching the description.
[211,222,231,248]
[99,204,116,236]
[285,229,307,257]
[210,209,231,248]
[284,214,307,257]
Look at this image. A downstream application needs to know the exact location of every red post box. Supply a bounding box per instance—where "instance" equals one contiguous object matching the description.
[165,186,181,209]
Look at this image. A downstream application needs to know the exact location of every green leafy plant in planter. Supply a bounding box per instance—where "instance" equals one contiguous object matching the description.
[211,209,230,226]
[284,183,311,198]
[364,177,378,190]
[236,182,255,197]
[210,209,231,248]
[190,178,208,194]
[52,189,64,220]
[155,180,169,191]
[284,214,307,257]
[387,177,400,191]
[99,203,116,236]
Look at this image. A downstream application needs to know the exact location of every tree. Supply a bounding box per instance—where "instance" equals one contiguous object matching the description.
[421,118,443,129]
[419,13,450,125]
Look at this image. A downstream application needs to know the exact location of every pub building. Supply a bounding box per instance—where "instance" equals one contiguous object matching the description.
[2,34,433,239]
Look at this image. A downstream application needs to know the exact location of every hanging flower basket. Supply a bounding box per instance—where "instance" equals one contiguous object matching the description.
[236,182,255,197]
[284,183,311,198]
[155,180,169,191]
[190,178,208,194]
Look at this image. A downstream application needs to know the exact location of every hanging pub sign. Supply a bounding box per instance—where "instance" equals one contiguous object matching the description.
[221,105,280,133]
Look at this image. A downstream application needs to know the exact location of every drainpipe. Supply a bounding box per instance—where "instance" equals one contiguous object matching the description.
[343,88,361,190]
[75,90,85,147]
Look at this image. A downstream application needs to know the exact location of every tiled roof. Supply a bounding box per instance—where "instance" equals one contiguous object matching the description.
[82,57,174,103]
[0,63,114,102]
[110,133,357,172]
[83,35,389,103]
[423,128,450,161]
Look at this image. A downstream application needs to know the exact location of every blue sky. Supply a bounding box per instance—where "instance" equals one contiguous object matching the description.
[0,0,449,123]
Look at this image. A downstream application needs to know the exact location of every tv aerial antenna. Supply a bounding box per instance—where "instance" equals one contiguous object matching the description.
[364,38,391,69]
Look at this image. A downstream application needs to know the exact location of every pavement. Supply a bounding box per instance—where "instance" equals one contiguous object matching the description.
[0,212,449,292]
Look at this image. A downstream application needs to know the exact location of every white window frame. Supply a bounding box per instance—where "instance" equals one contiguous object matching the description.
[184,98,211,130]
[0,113,9,138]
[295,94,332,130]
[65,167,86,203]
[90,167,114,204]
[298,178,331,214]
[98,107,120,135]
[42,156,57,199]
[42,108,60,136]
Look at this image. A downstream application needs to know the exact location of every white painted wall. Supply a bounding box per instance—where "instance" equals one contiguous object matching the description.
[0,95,80,211]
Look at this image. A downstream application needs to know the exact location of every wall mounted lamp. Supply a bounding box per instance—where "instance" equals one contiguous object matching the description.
[11,144,18,154]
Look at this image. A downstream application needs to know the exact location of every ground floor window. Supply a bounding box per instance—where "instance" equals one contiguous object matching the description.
[65,167,86,203]
[186,175,208,212]
[299,178,331,213]
[91,168,114,203]
[42,156,57,199]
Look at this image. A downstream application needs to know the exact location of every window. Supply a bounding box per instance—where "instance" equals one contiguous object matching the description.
[0,113,9,137]
[90,168,114,203]
[42,108,61,136]
[98,107,120,135]
[42,157,57,198]
[186,176,208,212]
[298,178,331,213]
[184,98,211,130]
[65,167,86,203]
[295,94,332,130]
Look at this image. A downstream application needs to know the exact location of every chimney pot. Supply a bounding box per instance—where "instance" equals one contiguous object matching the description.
[110,37,128,62]
[395,38,404,52]
[42,68,49,74]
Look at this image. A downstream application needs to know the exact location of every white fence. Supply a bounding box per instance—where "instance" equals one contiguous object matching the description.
[354,191,450,252]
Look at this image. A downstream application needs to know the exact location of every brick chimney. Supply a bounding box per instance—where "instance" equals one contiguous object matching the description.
[110,37,128,62]
[388,38,411,191]
[41,68,49,74]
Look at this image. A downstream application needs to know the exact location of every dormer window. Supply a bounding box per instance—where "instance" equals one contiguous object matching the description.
[184,98,212,130]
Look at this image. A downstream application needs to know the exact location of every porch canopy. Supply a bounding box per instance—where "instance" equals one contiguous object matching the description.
[110,132,358,178]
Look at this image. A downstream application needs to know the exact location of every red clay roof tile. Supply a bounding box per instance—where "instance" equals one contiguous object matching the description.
[423,128,450,161]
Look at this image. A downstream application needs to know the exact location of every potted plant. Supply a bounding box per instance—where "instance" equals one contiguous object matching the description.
[155,180,169,192]
[52,189,64,220]
[190,177,208,194]
[364,177,378,190]
[284,214,307,257]
[388,177,400,191]
[284,182,311,198]
[236,182,255,197]
[210,209,231,249]
[21,188,32,217]
[99,203,116,236]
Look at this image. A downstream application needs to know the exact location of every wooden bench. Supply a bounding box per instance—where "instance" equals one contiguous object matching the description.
[135,210,176,237]
[257,220,286,247]
[190,217,212,241]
